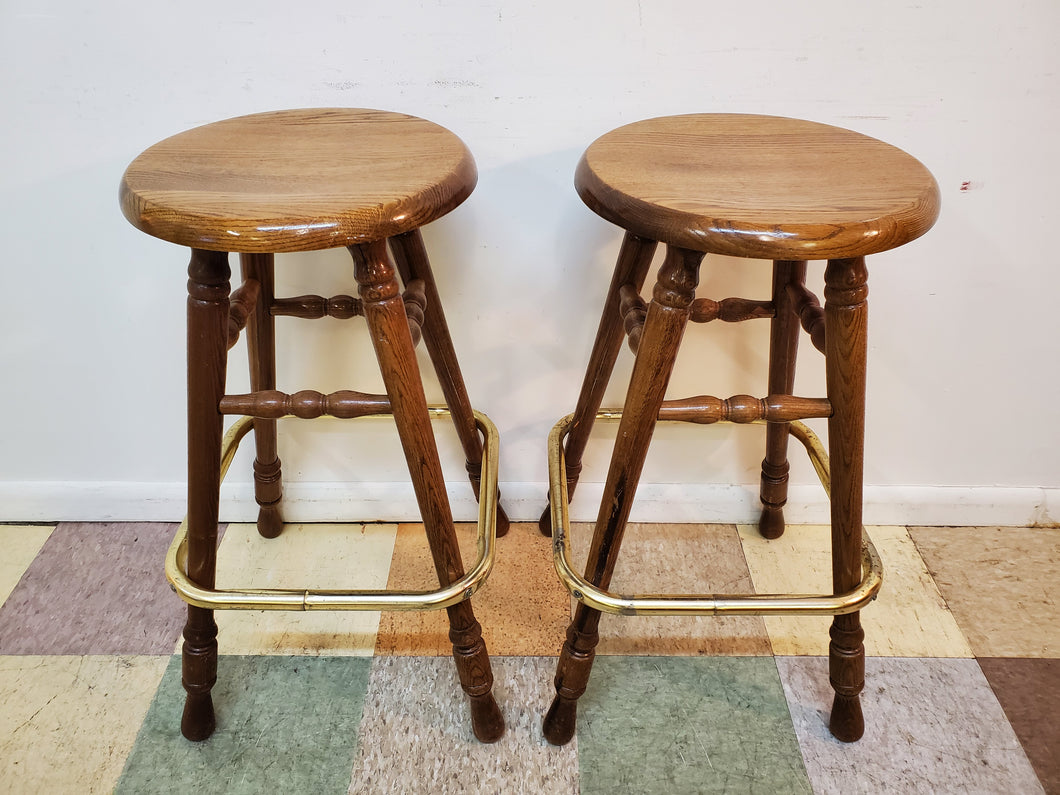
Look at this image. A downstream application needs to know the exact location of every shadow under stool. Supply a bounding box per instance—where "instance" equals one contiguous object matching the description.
[120,108,509,743]
[539,113,940,745]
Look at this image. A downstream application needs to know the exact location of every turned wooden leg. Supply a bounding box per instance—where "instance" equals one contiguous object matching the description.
[350,240,504,743]
[182,249,230,741]
[543,245,702,745]
[538,232,657,536]
[759,260,806,539]
[388,230,510,538]
[240,253,284,539]
[824,256,868,742]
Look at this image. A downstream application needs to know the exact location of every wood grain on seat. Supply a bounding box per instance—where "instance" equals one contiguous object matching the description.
[575,114,940,260]
[120,108,476,253]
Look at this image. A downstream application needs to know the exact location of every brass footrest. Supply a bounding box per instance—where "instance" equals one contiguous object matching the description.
[547,412,883,616]
[166,406,499,612]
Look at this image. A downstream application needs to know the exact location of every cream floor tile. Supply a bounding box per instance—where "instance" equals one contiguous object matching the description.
[909,526,1060,657]
[569,523,772,656]
[376,522,570,656]
[739,525,973,657]
[0,524,54,606]
[0,655,169,795]
[198,523,397,655]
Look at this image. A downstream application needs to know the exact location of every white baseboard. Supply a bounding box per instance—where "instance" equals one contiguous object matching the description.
[1,481,1056,527]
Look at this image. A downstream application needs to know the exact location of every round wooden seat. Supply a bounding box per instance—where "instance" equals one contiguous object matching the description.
[575,113,941,260]
[119,108,476,253]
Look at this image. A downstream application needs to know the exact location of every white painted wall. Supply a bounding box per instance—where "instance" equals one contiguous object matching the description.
[1,0,1057,525]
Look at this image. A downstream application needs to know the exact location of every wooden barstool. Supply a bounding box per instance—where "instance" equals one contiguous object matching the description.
[540,114,940,745]
[120,108,509,743]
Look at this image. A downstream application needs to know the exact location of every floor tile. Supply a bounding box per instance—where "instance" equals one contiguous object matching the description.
[0,524,53,606]
[739,525,973,657]
[568,523,772,656]
[0,522,186,654]
[0,655,169,794]
[349,656,578,794]
[978,657,1060,794]
[909,526,1060,657]
[375,522,570,656]
[577,656,811,794]
[118,655,371,794]
[777,656,1044,794]
[210,523,397,656]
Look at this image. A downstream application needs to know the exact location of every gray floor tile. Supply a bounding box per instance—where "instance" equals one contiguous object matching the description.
[777,656,1044,794]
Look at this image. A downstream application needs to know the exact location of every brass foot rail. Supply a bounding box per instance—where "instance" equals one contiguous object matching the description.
[548,411,883,616]
[166,406,499,612]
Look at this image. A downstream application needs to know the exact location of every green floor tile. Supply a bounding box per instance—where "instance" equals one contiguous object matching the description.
[577,656,811,795]
[117,655,372,795]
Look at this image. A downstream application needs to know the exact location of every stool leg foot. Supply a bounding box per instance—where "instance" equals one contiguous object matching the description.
[469,693,505,744]
[389,231,509,537]
[758,503,787,540]
[543,695,579,746]
[539,232,657,537]
[181,693,216,742]
[255,500,284,540]
[830,694,865,743]
[537,503,553,537]
[353,239,504,742]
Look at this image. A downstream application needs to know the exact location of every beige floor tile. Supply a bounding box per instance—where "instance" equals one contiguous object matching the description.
[568,523,772,656]
[0,525,54,606]
[375,522,570,656]
[0,655,169,794]
[202,523,397,656]
[739,525,973,657]
[909,525,1060,657]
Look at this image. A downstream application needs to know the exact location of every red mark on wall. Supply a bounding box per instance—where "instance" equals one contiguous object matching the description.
[960,181,972,191]
[959,180,983,192]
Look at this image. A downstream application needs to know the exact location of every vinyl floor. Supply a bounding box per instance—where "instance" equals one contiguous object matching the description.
[0,521,1056,794]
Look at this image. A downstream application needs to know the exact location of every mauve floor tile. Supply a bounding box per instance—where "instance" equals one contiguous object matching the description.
[568,523,772,656]
[0,522,187,655]
[978,657,1060,794]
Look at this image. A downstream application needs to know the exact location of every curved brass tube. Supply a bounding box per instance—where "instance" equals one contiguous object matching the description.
[548,411,883,616]
[166,407,499,611]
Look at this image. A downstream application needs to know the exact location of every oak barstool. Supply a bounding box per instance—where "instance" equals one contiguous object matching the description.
[120,108,509,743]
[540,114,940,745]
